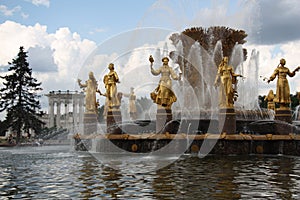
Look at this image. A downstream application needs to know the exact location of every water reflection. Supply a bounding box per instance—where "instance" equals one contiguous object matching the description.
[233,155,300,199]
[270,157,295,199]
[0,146,300,199]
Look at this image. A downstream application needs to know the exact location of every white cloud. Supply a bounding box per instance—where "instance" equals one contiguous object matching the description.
[0,21,49,64]
[0,21,97,113]
[21,12,29,19]
[49,27,97,79]
[29,0,50,7]
[0,5,21,16]
[245,40,300,96]
[28,46,57,72]
[89,28,107,35]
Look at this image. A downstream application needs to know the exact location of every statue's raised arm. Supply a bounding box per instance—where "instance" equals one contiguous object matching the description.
[77,79,87,88]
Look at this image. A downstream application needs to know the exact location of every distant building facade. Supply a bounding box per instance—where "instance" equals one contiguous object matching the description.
[45,90,85,131]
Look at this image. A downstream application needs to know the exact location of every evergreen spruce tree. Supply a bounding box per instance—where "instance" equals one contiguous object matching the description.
[0,46,44,144]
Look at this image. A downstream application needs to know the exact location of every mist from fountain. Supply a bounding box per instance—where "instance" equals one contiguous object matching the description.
[170,36,274,121]
[293,105,300,122]
[233,48,274,120]
[230,44,244,72]
[187,42,205,108]
[162,42,169,57]
[120,100,130,121]
[212,40,223,69]
[235,48,260,110]
[172,39,219,119]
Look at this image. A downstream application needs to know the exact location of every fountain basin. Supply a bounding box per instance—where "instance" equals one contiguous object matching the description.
[74,132,300,155]
[74,119,300,155]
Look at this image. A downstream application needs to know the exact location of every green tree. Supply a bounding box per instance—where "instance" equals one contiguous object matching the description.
[136,96,153,111]
[97,105,105,123]
[259,93,299,110]
[258,95,267,109]
[0,46,44,144]
[290,93,299,110]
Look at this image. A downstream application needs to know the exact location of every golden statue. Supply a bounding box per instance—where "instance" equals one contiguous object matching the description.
[78,71,98,113]
[123,87,137,120]
[214,56,242,108]
[99,63,120,110]
[264,89,275,110]
[267,58,300,108]
[149,55,181,109]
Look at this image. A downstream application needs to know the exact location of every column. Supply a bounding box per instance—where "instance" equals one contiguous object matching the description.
[73,97,78,126]
[78,96,84,134]
[48,97,55,127]
[65,100,69,128]
[79,96,84,125]
[56,100,61,128]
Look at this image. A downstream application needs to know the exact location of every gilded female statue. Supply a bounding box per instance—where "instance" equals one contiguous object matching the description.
[267,58,300,108]
[102,63,120,109]
[78,71,98,113]
[149,55,181,109]
[123,87,137,120]
[214,56,242,108]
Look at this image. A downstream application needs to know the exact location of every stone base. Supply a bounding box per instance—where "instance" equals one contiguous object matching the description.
[75,133,300,155]
[218,108,236,134]
[275,108,292,124]
[83,113,98,135]
[156,108,172,133]
[106,110,122,134]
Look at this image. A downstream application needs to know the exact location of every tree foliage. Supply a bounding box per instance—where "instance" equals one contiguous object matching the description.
[97,105,105,123]
[0,46,44,143]
[136,96,153,111]
[259,93,299,110]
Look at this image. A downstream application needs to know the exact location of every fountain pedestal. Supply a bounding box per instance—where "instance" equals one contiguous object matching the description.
[83,113,98,134]
[275,108,292,124]
[218,108,236,134]
[106,109,122,134]
[156,108,172,133]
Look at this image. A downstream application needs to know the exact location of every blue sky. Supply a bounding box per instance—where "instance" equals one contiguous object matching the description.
[1,0,261,44]
[1,0,300,114]
[0,0,157,44]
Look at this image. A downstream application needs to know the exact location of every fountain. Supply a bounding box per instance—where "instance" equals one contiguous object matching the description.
[74,26,300,156]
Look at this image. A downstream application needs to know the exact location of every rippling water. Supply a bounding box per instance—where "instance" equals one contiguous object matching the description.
[1,145,300,199]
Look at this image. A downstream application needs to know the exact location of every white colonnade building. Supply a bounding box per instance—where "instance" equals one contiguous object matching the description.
[45,91,85,131]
